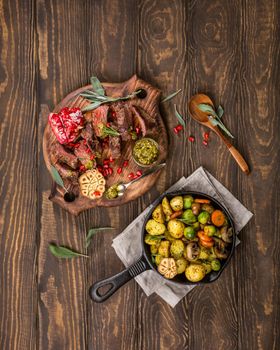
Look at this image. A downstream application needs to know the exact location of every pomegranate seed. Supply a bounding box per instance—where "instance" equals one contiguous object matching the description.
[188,136,195,142]
[117,167,122,174]
[83,140,87,144]
[112,111,116,118]
[203,140,208,146]
[134,174,139,179]
[109,156,114,163]
[103,164,109,169]
[135,127,140,134]
[103,159,110,165]
[86,148,91,153]
[123,160,129,167]
[203,132,210,141]
[136,170,142,177]
[94,191,101,197]
[108,167,113,175]
[79,165,86,171]
[74,143,80,148]
[106,122,111,127]
[176,124,183,131]
[128,172,134,179]
[173,127,179,134]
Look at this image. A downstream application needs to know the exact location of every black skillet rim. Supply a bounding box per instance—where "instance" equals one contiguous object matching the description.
[141,190,236,286]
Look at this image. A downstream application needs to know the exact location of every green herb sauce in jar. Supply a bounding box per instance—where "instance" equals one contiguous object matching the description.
[133,138,159,166]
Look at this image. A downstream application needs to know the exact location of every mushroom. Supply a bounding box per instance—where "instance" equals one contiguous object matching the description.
[213,237,229,259]
[221,227,233,243]
[186,242,200,261]
[158,258,177,279]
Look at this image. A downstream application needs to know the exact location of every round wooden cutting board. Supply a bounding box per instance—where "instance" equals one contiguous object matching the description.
[43,75,168,215]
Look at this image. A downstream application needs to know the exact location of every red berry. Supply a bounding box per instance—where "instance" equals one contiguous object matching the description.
[86,148,91,153]
[188,136,195,142]
[128,172,134,179]
[136,170,142,177]
[123,160,129,167]
[79,165,86,171]
[203,140,208,146]
[173,127,179,134]
[83,140,87,144]
[203,132,210,141]
[117,167,122,174]
[176,124,183,131]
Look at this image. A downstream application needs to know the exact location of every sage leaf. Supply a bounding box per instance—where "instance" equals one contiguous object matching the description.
[50,165,67,191]
[174,104,186,128]
[86,227,114,248]
[49,244,88,259]
[217,105,224,119]
[198,103,218,117]
[82,101,103,112]
[161,89,182,103]
[90,76,105,96]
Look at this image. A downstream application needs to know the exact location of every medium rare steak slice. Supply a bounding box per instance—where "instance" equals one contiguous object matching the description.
[74,142,96,168]
[50,154,79,181]
[108,136,121,159]
[51,142,78,169]
[81,122,94,140]
[90,105,109,137]
[111,102,132,141]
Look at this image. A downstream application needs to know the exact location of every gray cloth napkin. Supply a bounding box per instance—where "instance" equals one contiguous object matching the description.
[112,166,253,307]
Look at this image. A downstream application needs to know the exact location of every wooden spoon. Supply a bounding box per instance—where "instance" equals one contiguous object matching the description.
[188,94,250,174]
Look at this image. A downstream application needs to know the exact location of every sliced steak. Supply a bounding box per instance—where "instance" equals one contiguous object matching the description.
[90,105,109,137]
[51,142,78,169]
[111,102,132,141]
[81,122,94,140]
[131,106,147,136]
[73,141,96,168]
[50,155,79,182]
[108,136,121,159]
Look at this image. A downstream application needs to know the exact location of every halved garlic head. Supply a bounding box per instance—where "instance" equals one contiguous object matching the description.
[157,258,177,279]
[79,169,106,199]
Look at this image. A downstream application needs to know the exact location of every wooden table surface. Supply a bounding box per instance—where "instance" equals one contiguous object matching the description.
[0,1,279,349]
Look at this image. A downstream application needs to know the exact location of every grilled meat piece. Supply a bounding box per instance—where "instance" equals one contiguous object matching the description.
[74,142,96,169]
[50,154,79,181]
[89,105,109,137]
[131,106,147,136]
[81,122,94,140]
[111,102,132,141]
[51,142,78,169]
[108,136,121,159]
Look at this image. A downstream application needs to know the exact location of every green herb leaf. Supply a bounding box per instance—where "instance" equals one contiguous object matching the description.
[86,227,114,248]
[174,104,186,128]
[49,244,88,259]
[50,165,67,191]
[102,125,120,137]
[161,89,182,103]
[149,235,166,241]
[217,105,224,119]
[90,76,105,96]
[198,103,218,117]
[82,101,103,112]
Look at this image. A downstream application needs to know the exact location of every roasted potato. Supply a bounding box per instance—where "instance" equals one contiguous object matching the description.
[185,263,206,282]
[152,204,165,224]
[145,219,166,235]
[155,255,163,266]
[150,243,160,254]
[170,240,185,259]
[145,234,162,245]
[201,260,212,274]
[167,219,185,238]
[198,246,210,260]
[170,196,184,211]
[162,197,173,218]
[176,258,188,274]
[158,240,170,258]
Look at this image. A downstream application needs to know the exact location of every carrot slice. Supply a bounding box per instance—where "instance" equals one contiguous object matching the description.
[197,231,212,242]
[211,210,225,227]
[170,210,183,219]
[194,198,211,204]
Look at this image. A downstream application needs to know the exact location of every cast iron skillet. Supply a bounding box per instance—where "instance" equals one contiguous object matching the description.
[89,191,236,302]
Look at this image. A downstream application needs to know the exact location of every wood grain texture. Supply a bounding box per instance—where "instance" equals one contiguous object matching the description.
[0,0,279,349]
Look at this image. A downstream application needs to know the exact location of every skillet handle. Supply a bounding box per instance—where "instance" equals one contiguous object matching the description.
[89,257,150,302]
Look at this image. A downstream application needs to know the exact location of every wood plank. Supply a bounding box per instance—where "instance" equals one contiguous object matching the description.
[185,1,241,349]
[236,1,280,349]
[137,1,190,349]
[0,0,38,349]
[36,0,89,348]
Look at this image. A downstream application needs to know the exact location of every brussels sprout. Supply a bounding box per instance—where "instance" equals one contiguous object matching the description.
[152,204,165,224]
[162,197,173,217]
[155,255,163,266]
[201,203,215,214]
[181,209,197,224]
[176,258,188,274]
[167,219,185,238]
[191,202,201,216]
[184,226,196,240]
[185,263,206,282]
[183,195,194,209]
[170,196,184,211]
[198,211,210,224]
[170,240,185,259]
[192,222,200,231]
[145,219,166,235]
[198,246,210,260]
[204,225,216,237]
[211,259,221,271]
[158,240,170,258]
[145,234,163,245]
[201,260,212,274]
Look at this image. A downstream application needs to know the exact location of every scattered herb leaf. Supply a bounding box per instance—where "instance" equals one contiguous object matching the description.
[101,125,120,138]
[90,76,105,96]
[174,104,186,128]
[50,165,67,191]
[217,105,224,119]
[149,235,166,241]
[198,103,234,138]
[49,244,88,259]
[161,89,182,103]
[86,227,114,248]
